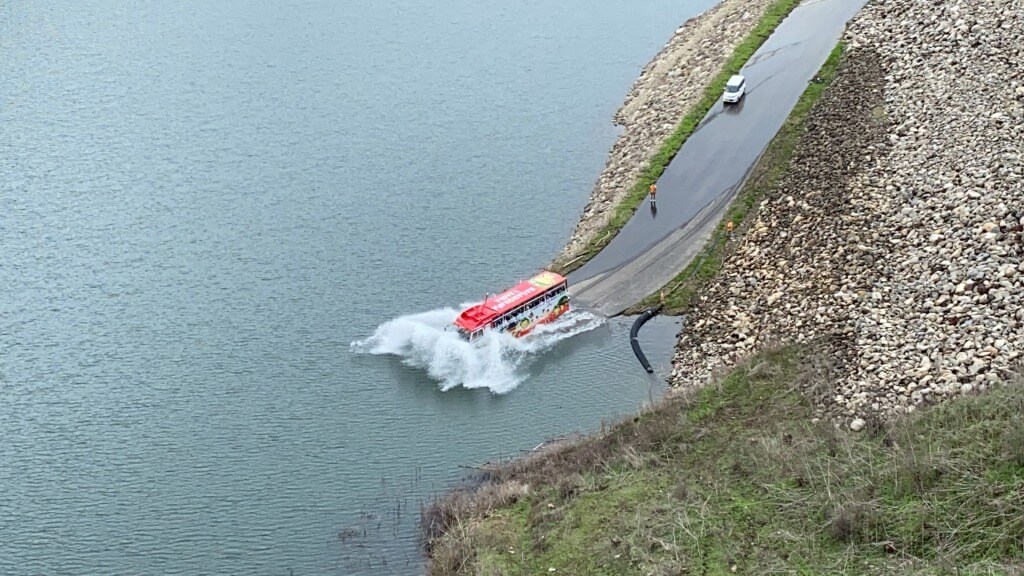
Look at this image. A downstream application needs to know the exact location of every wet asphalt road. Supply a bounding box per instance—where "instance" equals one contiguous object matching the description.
[569,0,869,316]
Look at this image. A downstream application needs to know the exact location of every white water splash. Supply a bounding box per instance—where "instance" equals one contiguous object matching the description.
[350,306,604,393]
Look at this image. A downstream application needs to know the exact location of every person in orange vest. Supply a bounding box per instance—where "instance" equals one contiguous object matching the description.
[726,220,735,239]
[649,183,657,206]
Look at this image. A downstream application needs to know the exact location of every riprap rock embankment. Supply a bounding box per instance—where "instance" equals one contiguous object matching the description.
[670,0,1024,427]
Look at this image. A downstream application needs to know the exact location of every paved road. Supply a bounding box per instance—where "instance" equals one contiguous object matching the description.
[569,0,868,316]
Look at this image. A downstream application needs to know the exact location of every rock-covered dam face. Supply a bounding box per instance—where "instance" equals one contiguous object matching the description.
[670,0,1024,427]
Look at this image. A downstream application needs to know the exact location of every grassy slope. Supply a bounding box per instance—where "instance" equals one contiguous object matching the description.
[553,0,804,275]
[428,348,1024,575]
[627,42,847,315]
[427,22,1024,576]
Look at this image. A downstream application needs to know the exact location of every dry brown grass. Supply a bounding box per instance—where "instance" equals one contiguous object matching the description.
[422,344,1024,575]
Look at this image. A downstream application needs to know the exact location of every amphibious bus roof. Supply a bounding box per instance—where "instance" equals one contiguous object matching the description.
[454,271,567,332]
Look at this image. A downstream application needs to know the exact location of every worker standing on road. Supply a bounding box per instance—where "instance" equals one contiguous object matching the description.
[649,183,657,207]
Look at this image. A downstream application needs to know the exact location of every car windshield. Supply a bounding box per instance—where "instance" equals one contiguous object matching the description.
[725,84,741,93]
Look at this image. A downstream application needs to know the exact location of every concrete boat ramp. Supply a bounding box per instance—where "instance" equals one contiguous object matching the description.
[568,0,869,316]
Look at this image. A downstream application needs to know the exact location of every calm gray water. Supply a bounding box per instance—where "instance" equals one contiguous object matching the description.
[0,0,714,573]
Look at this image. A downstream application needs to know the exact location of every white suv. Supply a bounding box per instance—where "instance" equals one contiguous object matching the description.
[723,74,746,104]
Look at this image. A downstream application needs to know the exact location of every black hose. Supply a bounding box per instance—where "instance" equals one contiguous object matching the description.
[629,306,662,374]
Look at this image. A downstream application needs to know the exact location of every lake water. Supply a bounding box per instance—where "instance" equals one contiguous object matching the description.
[0,0,714,573]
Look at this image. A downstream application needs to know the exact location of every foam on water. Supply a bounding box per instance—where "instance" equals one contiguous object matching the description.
[351,306,605,393]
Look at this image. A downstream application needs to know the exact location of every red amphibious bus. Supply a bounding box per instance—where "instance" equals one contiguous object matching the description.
[453,271,571,342]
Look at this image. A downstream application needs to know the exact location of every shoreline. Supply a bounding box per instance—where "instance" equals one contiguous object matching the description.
[422,0,1024,569]
[424,347,1024,574]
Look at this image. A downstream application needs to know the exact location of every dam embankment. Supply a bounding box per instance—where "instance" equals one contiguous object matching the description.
[670,0,1024,428]
[553,0,780,265]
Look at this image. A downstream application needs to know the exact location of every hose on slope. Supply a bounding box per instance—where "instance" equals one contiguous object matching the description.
[629,306,662,374]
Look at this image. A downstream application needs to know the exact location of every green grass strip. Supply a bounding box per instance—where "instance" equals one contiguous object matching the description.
[553,0,804,275]
[627,41,846,314]
[428,348,1024,575]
